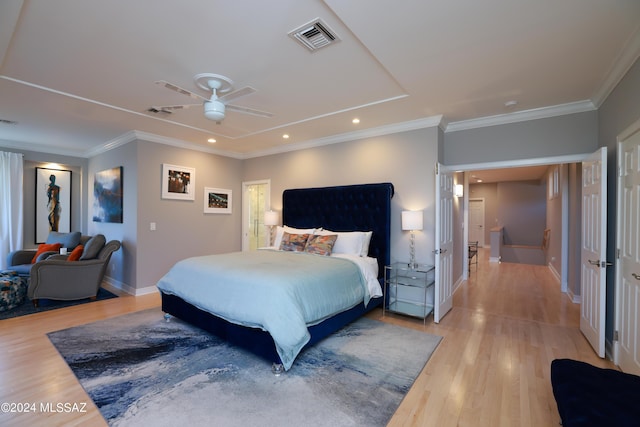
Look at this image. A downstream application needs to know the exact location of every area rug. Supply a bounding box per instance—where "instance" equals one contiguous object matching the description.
[0,287,117,320]
[48,308,441,427]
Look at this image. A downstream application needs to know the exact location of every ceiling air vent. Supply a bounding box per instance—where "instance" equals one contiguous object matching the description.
[289,18,340,52]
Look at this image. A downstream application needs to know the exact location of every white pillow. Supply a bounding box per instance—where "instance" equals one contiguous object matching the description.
[316,229,364,256]
[274,225,316,249]
[360,231,373,257]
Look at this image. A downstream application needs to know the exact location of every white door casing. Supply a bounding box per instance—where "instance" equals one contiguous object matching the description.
[616,121,640,375]
[434,163,454,323]
[580,147,607,358]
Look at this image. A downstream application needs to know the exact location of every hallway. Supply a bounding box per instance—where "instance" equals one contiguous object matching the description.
[378,248,615,427]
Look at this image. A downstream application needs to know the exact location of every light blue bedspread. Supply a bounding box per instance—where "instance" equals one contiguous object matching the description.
[156,250,370,370]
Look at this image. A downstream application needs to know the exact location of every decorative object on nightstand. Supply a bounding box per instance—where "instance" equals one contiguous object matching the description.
[383,262,435,323]
[264,210,279,246]
[401,210,423,268]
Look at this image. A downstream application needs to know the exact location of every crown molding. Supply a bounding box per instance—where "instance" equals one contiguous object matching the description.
[444,100,596,133]
[0,138,88,158]
[591,24,640,107]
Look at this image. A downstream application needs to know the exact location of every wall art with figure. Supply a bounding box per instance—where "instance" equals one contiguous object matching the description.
[35,167,71,243]
[93,166,123,223]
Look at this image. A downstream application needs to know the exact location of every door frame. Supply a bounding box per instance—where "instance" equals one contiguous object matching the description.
[447,153,594,299]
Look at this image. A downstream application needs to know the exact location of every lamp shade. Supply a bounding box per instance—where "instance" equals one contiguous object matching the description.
[264,210,279,226]
[402,210,423,231]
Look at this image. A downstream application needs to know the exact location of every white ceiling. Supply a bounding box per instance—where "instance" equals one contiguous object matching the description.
[1,0,639,160]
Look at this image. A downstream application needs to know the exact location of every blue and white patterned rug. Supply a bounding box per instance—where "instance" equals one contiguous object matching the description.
[48,308,441,427]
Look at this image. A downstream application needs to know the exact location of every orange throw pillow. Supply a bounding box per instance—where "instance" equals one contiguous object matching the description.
[67,245,84,262]
[31,243,62,263]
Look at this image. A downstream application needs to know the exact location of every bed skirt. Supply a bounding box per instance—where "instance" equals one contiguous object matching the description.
[161,291,383,366]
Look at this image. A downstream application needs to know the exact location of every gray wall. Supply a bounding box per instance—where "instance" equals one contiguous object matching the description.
[498,180,546,246]
[444,110,598,165]
[242,127,443,272]
[133,140,243,290]
[87,142,137,290]
[598,58,640,343]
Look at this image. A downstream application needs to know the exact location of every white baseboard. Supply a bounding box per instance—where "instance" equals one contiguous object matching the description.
[102,275,158,296]
[547,263,561,283]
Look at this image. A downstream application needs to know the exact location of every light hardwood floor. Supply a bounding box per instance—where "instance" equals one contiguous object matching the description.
[0,249,616,426]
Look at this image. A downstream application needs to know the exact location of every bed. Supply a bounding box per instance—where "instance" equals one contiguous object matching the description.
[158,182,394,371]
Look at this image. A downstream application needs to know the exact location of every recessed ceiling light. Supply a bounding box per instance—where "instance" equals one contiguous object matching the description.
[504,100,518,108]
[208,138,216,143]
[352,118,360,124]
[282,134,289,139]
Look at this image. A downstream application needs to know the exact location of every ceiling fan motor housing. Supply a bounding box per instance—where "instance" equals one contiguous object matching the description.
[204,99,225,121]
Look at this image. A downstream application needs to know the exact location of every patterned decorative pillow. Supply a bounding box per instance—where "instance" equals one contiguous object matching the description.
[304,234,338,256]
[279,232,310,252]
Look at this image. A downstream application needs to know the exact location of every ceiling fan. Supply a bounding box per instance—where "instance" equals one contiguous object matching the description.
[151,73,273,123]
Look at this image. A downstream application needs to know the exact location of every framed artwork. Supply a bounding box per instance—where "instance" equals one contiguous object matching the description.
[93,166,123,223]
[35,167,72,243]
[162,164,195,200]
[204,187,232,214]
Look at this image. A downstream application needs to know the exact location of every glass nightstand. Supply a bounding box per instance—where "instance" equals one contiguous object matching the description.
[383,262,435,322]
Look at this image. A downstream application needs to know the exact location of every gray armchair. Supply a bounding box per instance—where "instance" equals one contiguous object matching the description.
[27,237,121,307]
[6,231,85,277]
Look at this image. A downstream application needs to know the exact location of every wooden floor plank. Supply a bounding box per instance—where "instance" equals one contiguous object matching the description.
[0,249,615,426]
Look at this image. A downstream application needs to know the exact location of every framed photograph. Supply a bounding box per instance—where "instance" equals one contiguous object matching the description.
[35,167,72,243]
[204,187,232,214]
[93,166,123,223]
[162,163,195,200]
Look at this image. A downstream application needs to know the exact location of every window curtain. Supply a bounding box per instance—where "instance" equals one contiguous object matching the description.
[0,151,24,270]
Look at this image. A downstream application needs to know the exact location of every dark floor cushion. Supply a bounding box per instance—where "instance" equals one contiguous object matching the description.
[551,358,640,427]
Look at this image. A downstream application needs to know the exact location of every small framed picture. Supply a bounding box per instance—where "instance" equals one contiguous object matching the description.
[204,187,232,214]
[162,164,195,200]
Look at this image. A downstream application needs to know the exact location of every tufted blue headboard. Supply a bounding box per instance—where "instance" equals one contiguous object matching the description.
[282,182,394,278]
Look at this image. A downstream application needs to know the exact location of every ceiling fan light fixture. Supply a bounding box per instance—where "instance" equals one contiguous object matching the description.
[204,100,225,121]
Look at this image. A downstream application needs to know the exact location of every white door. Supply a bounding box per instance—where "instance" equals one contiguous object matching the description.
[434,163,454,323]
[616,122,640,375]
[580,147,607,358]
[468,198,485,247]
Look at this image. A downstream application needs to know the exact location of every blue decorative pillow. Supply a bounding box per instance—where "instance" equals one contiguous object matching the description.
[46,231,82,250]
[80,234,106,260]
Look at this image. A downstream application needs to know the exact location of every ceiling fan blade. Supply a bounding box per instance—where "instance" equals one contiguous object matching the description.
[219,86,256,102]
[155,80,207,101]
[151,103,201,111]
[226,103,274,118]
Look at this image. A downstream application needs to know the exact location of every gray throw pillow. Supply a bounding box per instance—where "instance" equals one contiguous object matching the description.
[46,231,81,249]
[80,234,106,260]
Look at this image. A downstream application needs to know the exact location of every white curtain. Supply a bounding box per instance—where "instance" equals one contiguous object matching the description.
[0,151,24,270]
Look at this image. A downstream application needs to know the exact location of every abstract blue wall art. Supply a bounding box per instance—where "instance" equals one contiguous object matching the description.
[93,166,123,223]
